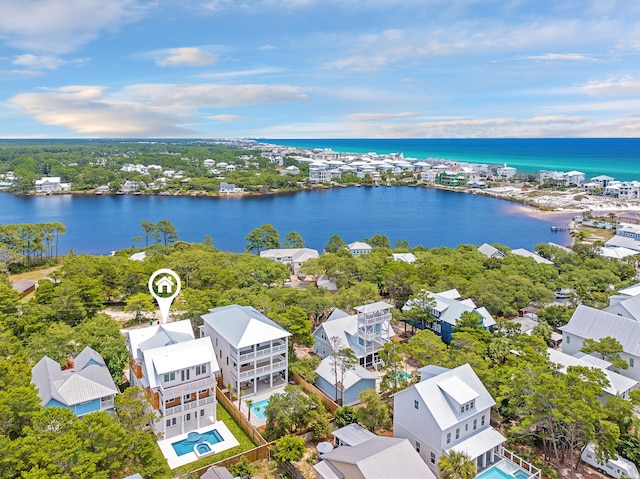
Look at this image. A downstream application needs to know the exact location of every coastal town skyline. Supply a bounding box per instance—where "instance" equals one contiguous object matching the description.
[1,1,640,139]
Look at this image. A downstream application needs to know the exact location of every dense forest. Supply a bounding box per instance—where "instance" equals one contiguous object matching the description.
[0,221,639,478]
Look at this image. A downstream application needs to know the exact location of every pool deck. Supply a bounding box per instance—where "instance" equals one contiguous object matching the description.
[238,385,286,428]
[157,421,240,469]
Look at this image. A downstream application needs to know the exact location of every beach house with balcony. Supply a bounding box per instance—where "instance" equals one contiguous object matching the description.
[34,176,71,193]
[31,347,118,417]
[200,304,291,397]
[402,289,495,344]
[127,320,219,438]
[313,301,393,368]
[394,364,510,476]
[259,247,319,275]
[347,241,372,256]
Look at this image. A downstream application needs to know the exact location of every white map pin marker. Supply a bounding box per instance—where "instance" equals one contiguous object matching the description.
[148,269,181,325]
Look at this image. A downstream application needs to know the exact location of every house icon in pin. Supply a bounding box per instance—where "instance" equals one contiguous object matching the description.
[155,275,175,294]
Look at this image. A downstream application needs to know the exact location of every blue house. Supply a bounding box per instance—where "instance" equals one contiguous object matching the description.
[403,289,495,344]
[314,356,378,405]
[31,347,118,417]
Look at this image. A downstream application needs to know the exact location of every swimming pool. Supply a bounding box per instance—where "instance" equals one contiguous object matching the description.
[249,398,270,420]
[397,371,411,381]
[171,429,224,456]
[477,462,531,479]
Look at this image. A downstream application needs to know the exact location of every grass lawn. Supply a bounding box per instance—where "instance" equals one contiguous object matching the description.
[173,402,258,476]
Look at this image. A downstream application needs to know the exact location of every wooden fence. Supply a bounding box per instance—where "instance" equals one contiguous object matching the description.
[215,386,267,446]
[291,373,340,414]
[184,442,274,478]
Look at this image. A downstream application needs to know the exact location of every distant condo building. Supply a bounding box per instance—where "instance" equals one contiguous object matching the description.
[539,170,585,186]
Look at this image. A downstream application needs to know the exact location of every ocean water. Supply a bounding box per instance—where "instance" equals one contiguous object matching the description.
[264,138,640,182]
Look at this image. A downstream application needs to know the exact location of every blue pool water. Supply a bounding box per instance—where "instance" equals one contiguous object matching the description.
[397,371,411,381]
[249,398,270,420]
[477,464,516,479]
[171,429,224,456]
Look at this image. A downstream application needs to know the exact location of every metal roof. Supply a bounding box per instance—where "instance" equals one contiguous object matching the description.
[354,301,392,314]
[127,320,195,359]
[447,427,506,459]
[331,423,376,447]
[560,305,640,356]
[315,356,378,390]
[201,304,290,349]
[511,248,554,264]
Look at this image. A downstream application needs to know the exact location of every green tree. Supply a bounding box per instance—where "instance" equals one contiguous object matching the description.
[438,450,476,479]
[356,389,390,432]
[324,234,346,254]
[139,220,157,246]
[283,231,305,248]
[328,338,358,405]
[114,386,158,432]
[334,405,357,428]
[245,224,280,253]
[125,292,156,322]
[369,234,390,249]
[271,434,305,463]
[274,306,314,346]
[580,337,628,370]
[155,219,178,245]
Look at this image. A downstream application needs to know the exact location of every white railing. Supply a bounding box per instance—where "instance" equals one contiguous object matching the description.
[497,447,541,479]
[239,361,286,380]
[231,342,287,362]
[161,394,215,416]
[101,399,114,409]
[159,377,214,398]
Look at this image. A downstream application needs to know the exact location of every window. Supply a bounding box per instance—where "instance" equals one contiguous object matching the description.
[446,432,451,444]
[465,403,469,411]
[414,400,419,410]
[566,335,570,344]
[181,369,190,381]
[460,406,464,413]
[465,424,468,432]
[220,350,222,358]
[322,347,326,355]
[200,409,205,417]
[630,358,635,368]
[470,400,474,409]
[415,441,421,453]
[455,428,460,439]
[185,413,191,421]
[184,394,192,402]
[430,452,436,464]
[163,372,175,382]
[481,415,486,426]
[166,419,171,427]
[215,337,218,347]
[473,419,477,430]
[196,364,207,375]
[226,356,229,365]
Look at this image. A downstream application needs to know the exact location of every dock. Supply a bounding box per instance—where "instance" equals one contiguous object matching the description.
[551,225,571,232]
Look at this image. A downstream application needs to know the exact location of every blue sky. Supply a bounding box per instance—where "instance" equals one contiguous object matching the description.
[1,0,639,138]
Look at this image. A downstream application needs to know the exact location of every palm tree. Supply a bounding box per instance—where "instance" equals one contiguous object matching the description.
[245,398,254,422]
[226,382,235,400]
[438,450,476,479]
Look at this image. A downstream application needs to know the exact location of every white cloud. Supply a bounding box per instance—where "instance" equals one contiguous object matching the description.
[347,112,418,122]
[580,76,640,96]
[2,69,44,77]
[259,45,277,51]
[156,47,218,67]
[207,114,248,122]
[524,53,596,61]
[196,68,283,80]
[12,54,64,70]
[0,0,148,53]
[9,82,308,136]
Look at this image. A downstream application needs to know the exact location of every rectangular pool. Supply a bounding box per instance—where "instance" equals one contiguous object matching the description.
[171,429,224,457]
[249,398,270,420]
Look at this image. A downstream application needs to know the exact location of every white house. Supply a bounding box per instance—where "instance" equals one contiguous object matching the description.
[393,364,508,476]
[347,241,372,256]
[560,305,640,383]
[219,182,243,194]
[314,436,437,479]
[510,248,554,265]
[477,243,505,259]
[200,305,291,397]
[127,320,219,438]
[259,248,319,275]
[34,177,71,193]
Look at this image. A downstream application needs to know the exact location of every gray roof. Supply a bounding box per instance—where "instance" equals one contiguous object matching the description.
[618,283,640,297]
[418,365,450,381]
[331,423,376,447]
[511,248,554,264]
[548,348,637,396]
[605,235,640,251]
[317,436,436,479]
[11,279,37,292]
[201,304,290,348]
[403,290,496,328]
[395,363,495,431]
[477,243,505,259]
[260,247,319,262]
[31,347,118,408]
[560,305,640,356]
[354,301,392,314]
[605,294,640,321]
[316,356,377,390]
[201,466,234,479]
[127,320,195,360]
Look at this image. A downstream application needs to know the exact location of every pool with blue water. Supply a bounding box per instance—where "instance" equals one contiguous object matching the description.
[171,429,224,456]
[249,398,270,420]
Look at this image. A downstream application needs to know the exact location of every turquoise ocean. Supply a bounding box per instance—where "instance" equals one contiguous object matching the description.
[264,138,640,182]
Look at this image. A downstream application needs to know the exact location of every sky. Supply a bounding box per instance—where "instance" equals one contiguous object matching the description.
[1,0,640,139]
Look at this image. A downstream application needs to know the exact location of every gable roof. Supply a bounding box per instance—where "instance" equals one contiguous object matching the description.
[355,301,392,314]
[316,356,378,390]
[11,279,37,293]
[605,294,640,321]
[127,320,195,360]
[331,423,376,447]
[201,304,290,348]
[547,348,637,396]
[259,248,319,262]
[31,347,118,408]
[511,248,554,264]
[560,305,640,356]
[316,436,436,479]
[142,337,219,389]
[477,243,505,259]
[395,363,495,430]
[403,290,496,328]
[347,241,372,251]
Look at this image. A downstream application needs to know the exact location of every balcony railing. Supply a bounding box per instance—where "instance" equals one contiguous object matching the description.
[496,446,541,479]
[237,360,287,380]
[100,399,114,410]
[159,376,215,398]
[230,342,287,362]
[357,312,391,325]
[161,394,215,416]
